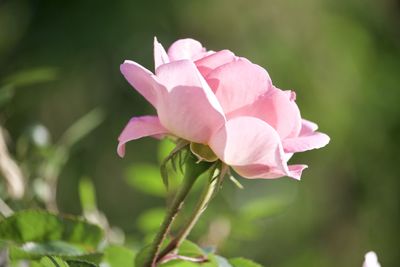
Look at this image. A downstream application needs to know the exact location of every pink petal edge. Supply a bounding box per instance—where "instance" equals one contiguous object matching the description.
[117,116,169,157]
[154,37,170,70]
[120,60,165,108]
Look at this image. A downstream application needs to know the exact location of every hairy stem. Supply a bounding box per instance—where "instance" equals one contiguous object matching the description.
[157,168,219,262]
[143,155,211,267]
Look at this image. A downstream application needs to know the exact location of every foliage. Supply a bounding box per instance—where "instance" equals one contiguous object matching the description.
[1,0,399,266]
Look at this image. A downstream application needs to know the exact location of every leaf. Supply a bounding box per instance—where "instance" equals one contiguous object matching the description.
[103,245,135,267]
[239,196,291,221]
[3,67,58,88]
[0,210,104,248]
[0,84,14,107]
[215,255,232,267]
[125,164,166,197]
[134,244,152,267]
[10,241,83,259]
[9,241,103,263]
[158,139,176,164]
[58,108,104,149]
[79,178,97,212]
[66,260,98,267]
[137,208,165,234]
[228,257,263,267]
[178,240,205,258]
[40,256,70,267]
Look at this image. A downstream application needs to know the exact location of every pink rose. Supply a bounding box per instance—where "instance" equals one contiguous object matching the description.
[118,38,329,180]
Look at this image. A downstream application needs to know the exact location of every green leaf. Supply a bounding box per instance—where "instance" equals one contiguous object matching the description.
[3,67,58,88]
[66,260,98,267]
[10,241,83,259]
[215,255,232,267]
[240,196,291,221]
[125,164,166,197]
[137,208,165,234]
[79,178,97,212]
[134,244,152,267]
[158,139,176,164]
[0,210,104,248]
[9,241,103,263]
[228,257,263,267]
[40,256,70,267]
[103,245,135,267]
[58,108,104,149]
[178,240,205,258]
[0,84,14,107]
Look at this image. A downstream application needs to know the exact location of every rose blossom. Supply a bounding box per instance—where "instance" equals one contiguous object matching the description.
[117,37,329,180]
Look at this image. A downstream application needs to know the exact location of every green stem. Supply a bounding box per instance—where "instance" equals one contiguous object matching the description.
[156,169,218,263]
[143,155,211,267]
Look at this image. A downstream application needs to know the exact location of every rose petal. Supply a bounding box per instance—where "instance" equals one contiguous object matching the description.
[155,60,225,143]
[206,58,273,114]
[283,132,330,153]
[154,37,170,70]
[233,164,307,180]
[195,50,236,77]
[120,60,164,108]
[209,116,289,177]
[300,119,319,135]
[167,38,206,61]
[117,116,169,157]
[228,88,302,139]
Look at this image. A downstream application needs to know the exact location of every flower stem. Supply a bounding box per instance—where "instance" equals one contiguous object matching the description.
[143,154,211,267]
[156,167,219,263]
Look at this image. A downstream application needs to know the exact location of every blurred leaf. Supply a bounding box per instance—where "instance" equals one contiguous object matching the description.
[228,257,263,267]
[125,164,166,197]
[66,260,98,267]
[43,108,104,181]
[239,196,291,221]
[215,255,232,267]
[0,210,103,248]
[3,68,57,88]
[178,240,205,258]
[9,241,103,263]
[58,108,104,149]
[10,241,83,259]
[158,139,176,164]
[0,84,14,107]
[79,178,97,212]
[103,245,135,267]
[137,208,165,234]
[40,256,70,267]
[134,244,152,267]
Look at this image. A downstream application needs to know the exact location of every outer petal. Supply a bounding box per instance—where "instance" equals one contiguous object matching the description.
[234,164,307,180]
[206,58,273,114]
[209,116,292,178]
[283,119,330,153]
[228,88,302,139]
[120,60,165,107]
[167,38,206,61]
[155,60,226,143]
[154,37,170,70]
[117,116,169,157]
[300,119,318,135]
[195,50,236,77]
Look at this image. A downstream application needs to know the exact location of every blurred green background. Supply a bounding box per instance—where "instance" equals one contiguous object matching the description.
[1,0,399,266]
